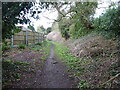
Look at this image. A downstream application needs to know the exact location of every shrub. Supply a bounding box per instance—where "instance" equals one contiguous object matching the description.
[2,60,29,86]
[2,60,18,85]
[78,80,90,88]
[2,45,10,52]
[35,42,42,46]
[93,6,120,39]
[18,44,25,49]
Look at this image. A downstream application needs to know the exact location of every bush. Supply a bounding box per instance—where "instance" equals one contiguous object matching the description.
[2,60,18,85]
[35,42,42,46]
[93,6,120,39]
[2,60,29,86]
[2,45,10,52]
[18,44,25,49]
[78,80,90,88]
[36,41,48,46]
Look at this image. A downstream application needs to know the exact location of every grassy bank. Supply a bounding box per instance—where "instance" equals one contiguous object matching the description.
[52,41,91,88]
[52,41,120,88]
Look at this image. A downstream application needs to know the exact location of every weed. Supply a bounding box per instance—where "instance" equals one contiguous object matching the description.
[52,41,93,88]
[109,62,120,76]
[14,61,30,66]
[30,70,35,73]
[78,80,90,88]
[2,60,30,87]
[35,42,42,46]
[30,40,51,61]
[18,44,25,49]
[2,53,9,57]
[2,45,10,52]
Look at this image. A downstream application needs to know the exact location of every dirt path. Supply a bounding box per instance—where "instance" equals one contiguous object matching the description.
[3,44,75,88]
[40,44,74,88]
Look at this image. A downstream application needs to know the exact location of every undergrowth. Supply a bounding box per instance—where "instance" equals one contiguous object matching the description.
[18,44,26,49]
[29,40,51,61]
[2,45,10,52]
[2,40,51,87]
[52,40,119,88]
[2,60,30,87]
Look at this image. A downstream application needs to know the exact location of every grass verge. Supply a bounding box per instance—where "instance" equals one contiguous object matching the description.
[51,41,91,88]
[29,40,51,61]
[52,41,120,88]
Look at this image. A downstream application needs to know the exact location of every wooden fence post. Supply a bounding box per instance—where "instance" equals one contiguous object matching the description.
[42,33,44,41]
[25,30,28,45]
[11,34,14,47]
[38,32,40,42]
[11,30,14,47]
[34,32,36,44]
[24,31,25,44]
[33,32,35,44]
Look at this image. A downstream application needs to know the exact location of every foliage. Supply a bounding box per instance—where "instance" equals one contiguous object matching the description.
[37,26,43,32]
[60,26,70,40]
[93,6,120,39]
[109,62,120,76]
[3,41,8,46]
[78,80,90,88]
[35,42,42,46]
[58,2,97,39]
[28,25,35,31]
[35,41,48,46]
[37,25,46,33]
[73,2,97,28]
[2,2,56,40]
[40,26,46,33]
[2,40,51,87]
[2,45,10,52]
[30,40,51,61]
[70,2,97,39]
[2,60,29,86]
[52,41,91,87]
[2,2,33,40]
[46,27,52,34]
[18,44,26,49]
[2,41,10,52]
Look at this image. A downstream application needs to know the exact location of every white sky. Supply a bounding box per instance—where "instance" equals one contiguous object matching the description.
[94,0,119,18]
[31,8,58,30]
[18,0,119,31]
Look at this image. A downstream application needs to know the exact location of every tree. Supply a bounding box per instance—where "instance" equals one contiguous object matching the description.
[46,27,52,34]
[93,5,120,39]
[2,2,54,40]
[37,25,45,33]
[2,2,34,40]
[57,2,98,39]
[40,26,45,33]
[28,25,35,32]
[37,26,42,33]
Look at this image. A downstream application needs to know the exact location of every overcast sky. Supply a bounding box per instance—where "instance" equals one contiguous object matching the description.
[19,0,119,31]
